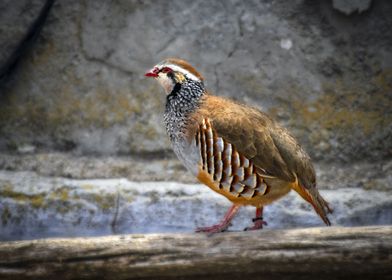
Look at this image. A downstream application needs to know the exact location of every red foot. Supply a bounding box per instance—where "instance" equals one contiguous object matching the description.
[195,223,231,233]
[244,207,266,231]
[244,219,267,231]
[195,205,240,234]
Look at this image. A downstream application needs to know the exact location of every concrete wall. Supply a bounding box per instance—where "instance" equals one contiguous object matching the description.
[0,0,391,162]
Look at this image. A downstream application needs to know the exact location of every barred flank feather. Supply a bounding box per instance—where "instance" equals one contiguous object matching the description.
[196,118,270,199]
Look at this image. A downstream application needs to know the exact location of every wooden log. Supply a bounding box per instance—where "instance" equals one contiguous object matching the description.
[0,226,391,280]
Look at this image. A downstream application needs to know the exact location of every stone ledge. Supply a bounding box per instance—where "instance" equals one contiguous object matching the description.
[1,170,392,241]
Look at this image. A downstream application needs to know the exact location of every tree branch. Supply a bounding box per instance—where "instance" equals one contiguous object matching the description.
[0,226,391,280]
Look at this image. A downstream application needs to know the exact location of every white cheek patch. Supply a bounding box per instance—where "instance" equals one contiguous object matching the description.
[157,74,175,94]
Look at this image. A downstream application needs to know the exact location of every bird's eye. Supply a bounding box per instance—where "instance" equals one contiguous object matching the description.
[161,67,172,73]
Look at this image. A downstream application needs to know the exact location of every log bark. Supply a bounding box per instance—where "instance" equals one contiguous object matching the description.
[0,226,391,280]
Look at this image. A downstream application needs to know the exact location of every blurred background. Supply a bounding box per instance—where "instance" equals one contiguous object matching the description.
[0,0,391,241]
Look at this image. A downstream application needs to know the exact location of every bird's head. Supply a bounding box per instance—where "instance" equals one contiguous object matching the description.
[145,58,204,94]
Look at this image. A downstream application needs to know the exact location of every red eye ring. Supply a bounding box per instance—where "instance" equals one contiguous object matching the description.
[161,67,173,73]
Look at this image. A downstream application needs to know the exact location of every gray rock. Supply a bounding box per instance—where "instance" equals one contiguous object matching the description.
[332,0,372,15]
[0,0,54,82]
[1,152,391,191]
[0,0,46,72]
[0,170,391,241]
[0,0,391,162]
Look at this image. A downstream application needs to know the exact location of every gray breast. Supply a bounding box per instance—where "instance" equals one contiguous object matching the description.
[171,137,200,177]
[163,80,205,176]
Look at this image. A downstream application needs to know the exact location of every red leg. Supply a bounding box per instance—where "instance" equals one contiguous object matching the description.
[196,204,241,233]
[245,207,267,231]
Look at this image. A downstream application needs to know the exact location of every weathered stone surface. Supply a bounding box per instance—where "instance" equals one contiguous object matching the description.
[0,0,391,162]
[1,152,391,189]
[0,0,47,76]
[0,170,391,241]
[333,0,372,15]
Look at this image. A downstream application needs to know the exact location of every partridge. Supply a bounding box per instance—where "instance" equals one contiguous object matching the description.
[145,58,332,233]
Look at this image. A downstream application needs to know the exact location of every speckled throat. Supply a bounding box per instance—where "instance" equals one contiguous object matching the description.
[164,79,205,141]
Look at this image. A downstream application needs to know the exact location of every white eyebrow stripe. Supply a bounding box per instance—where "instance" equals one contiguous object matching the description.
[160,64,200,81]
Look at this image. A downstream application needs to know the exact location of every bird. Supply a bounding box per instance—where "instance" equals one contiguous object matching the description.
[145,58,332,233]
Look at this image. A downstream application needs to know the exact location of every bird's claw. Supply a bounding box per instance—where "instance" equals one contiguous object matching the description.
[195,223,231,234]
[244,219,267,231]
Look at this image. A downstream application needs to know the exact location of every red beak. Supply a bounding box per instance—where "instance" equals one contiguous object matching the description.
[145,67,159,78]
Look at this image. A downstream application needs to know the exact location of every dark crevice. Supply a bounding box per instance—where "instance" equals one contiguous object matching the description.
[110,191,121,234]
[0,0,56,88]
